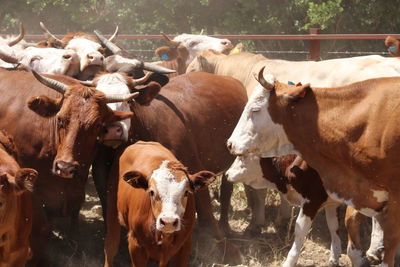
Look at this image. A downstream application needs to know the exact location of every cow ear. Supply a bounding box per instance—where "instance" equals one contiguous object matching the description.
[197,55,208,68]
[134,82,161,106]
[104,109,133,124]
[15,168,38,193]
[27,95,61,117]
[155,46,178,61]
[277,83,311,102]
[189,171,216,191]
[123,170,148,189]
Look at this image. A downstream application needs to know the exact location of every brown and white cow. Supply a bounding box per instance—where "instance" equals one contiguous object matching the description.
[227,69,400,267]
[104,141,215,267]
[0,68,136,264]
[0,130,38,267]
[92,72,247,265]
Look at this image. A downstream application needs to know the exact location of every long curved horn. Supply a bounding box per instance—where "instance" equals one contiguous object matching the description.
[143,62,176,74]
[105,92,139,103]
[108,26,119,42]
[7,23,25,46]
[255,67,274,90]
[39,22,63,47]
[32,70,68,94]
[94,30,122,55]
[0,48,19,64]
[161,33,180,47]
[131,72,152,86]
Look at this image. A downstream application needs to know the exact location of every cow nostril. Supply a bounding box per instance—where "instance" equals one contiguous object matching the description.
[221,41,228,45]
[160,218,165,226]
[63,54,72,59]
[227,141,232,151]
[173,219,178,227]
[87,55,94,59]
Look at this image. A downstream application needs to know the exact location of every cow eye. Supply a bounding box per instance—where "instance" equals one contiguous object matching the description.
[57,116,66,128]
[184,190,190,197]
[149,190,155,197]
[251,107,261,113]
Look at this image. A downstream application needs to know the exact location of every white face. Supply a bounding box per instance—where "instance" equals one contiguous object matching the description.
[96,73,131,142]
[226,155,277,190]
[19,47,79,76]
[227,75,298,157]
[65,37,104,71]
[173,34,233,64]
[151,160,189,233]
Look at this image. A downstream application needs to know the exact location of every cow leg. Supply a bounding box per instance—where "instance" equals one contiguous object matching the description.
[169,235,192,267]
[276,193,292,225]
[381,196,400,267]
[282,207,313,267]
[219,173,233,234]
[127,233,148,267]
[344,206,370,267]
[366,216,384,264]
[92,144,116,221]
[244,186,266,236]
[325,204,342,267]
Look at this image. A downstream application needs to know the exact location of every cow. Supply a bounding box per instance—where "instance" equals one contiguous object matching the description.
[227,69,400,267]
[152,33,233,77]
[226,153,373,267]
[187,48,400,247]
[104,141,216,267]
[0,130,38,267]
[0,46,80,76]
[385,36,400,57]
[0,68,137,264]
[38,22,118,79]
[92,72,247,265]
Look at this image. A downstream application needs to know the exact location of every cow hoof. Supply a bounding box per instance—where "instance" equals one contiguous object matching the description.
[216,238,243,265]
[366,248,383,265]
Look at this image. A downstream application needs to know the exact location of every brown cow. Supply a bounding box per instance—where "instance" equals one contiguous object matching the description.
[227,69,400,267]
[104,141,215,267]
[0,130,38,267]
[92,72,247,265]
[0,68,136,264]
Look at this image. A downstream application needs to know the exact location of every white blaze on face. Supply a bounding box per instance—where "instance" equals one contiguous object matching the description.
[152,160,189,233]
[226,155,277,190]
[173,34,233,64]
[19,47,79,76]
[228,73,297,157]
[65,37,104,71]
[96,73,131,142]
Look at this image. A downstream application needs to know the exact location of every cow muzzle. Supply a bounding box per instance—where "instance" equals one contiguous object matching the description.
[157,215,180,233]
[53,160,79,179]
[100,122,125,148]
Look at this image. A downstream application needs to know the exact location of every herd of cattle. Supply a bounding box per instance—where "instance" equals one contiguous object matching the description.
[0,21,400,267]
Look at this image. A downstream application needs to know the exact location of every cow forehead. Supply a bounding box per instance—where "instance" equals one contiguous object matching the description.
[151,161,188,197]
[66,37,101,53]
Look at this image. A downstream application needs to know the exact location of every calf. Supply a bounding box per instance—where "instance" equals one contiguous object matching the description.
[104,141,215,267]
[0,130,38,266]
[226,154,342,267]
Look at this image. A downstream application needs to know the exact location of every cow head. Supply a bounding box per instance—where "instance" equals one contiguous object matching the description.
[385,36,400,57]
[27,71,136,178]
[39,22,112,79]
[123,160,215,233]
[226,155,276,189]
[171,33,233,64]
[88,72,159,147]
[0,47,80,76]
[227,67,304,157]
[185,49,226,73]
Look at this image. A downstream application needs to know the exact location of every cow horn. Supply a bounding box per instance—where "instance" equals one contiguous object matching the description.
[79,80,95,87]
[94,30,122,55]
[7,23,25,46]
[255,67,274,90]
[105,92,139,103]
[39,22,64,47]
[32,70,68,94]
[108,26,119,42]
[131,72,152,86]
[161,33,180,47]
[143,62,176,74]
[0,48,19,64]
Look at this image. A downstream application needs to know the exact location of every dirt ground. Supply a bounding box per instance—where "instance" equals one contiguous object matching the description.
[45,175,376,267]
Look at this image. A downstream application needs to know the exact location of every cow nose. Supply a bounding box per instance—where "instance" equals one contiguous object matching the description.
[54,160,79,178]
[159,216,180,231]
[87,53,104,65]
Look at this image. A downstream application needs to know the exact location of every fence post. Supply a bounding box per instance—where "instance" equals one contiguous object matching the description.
[308,28,320,61]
